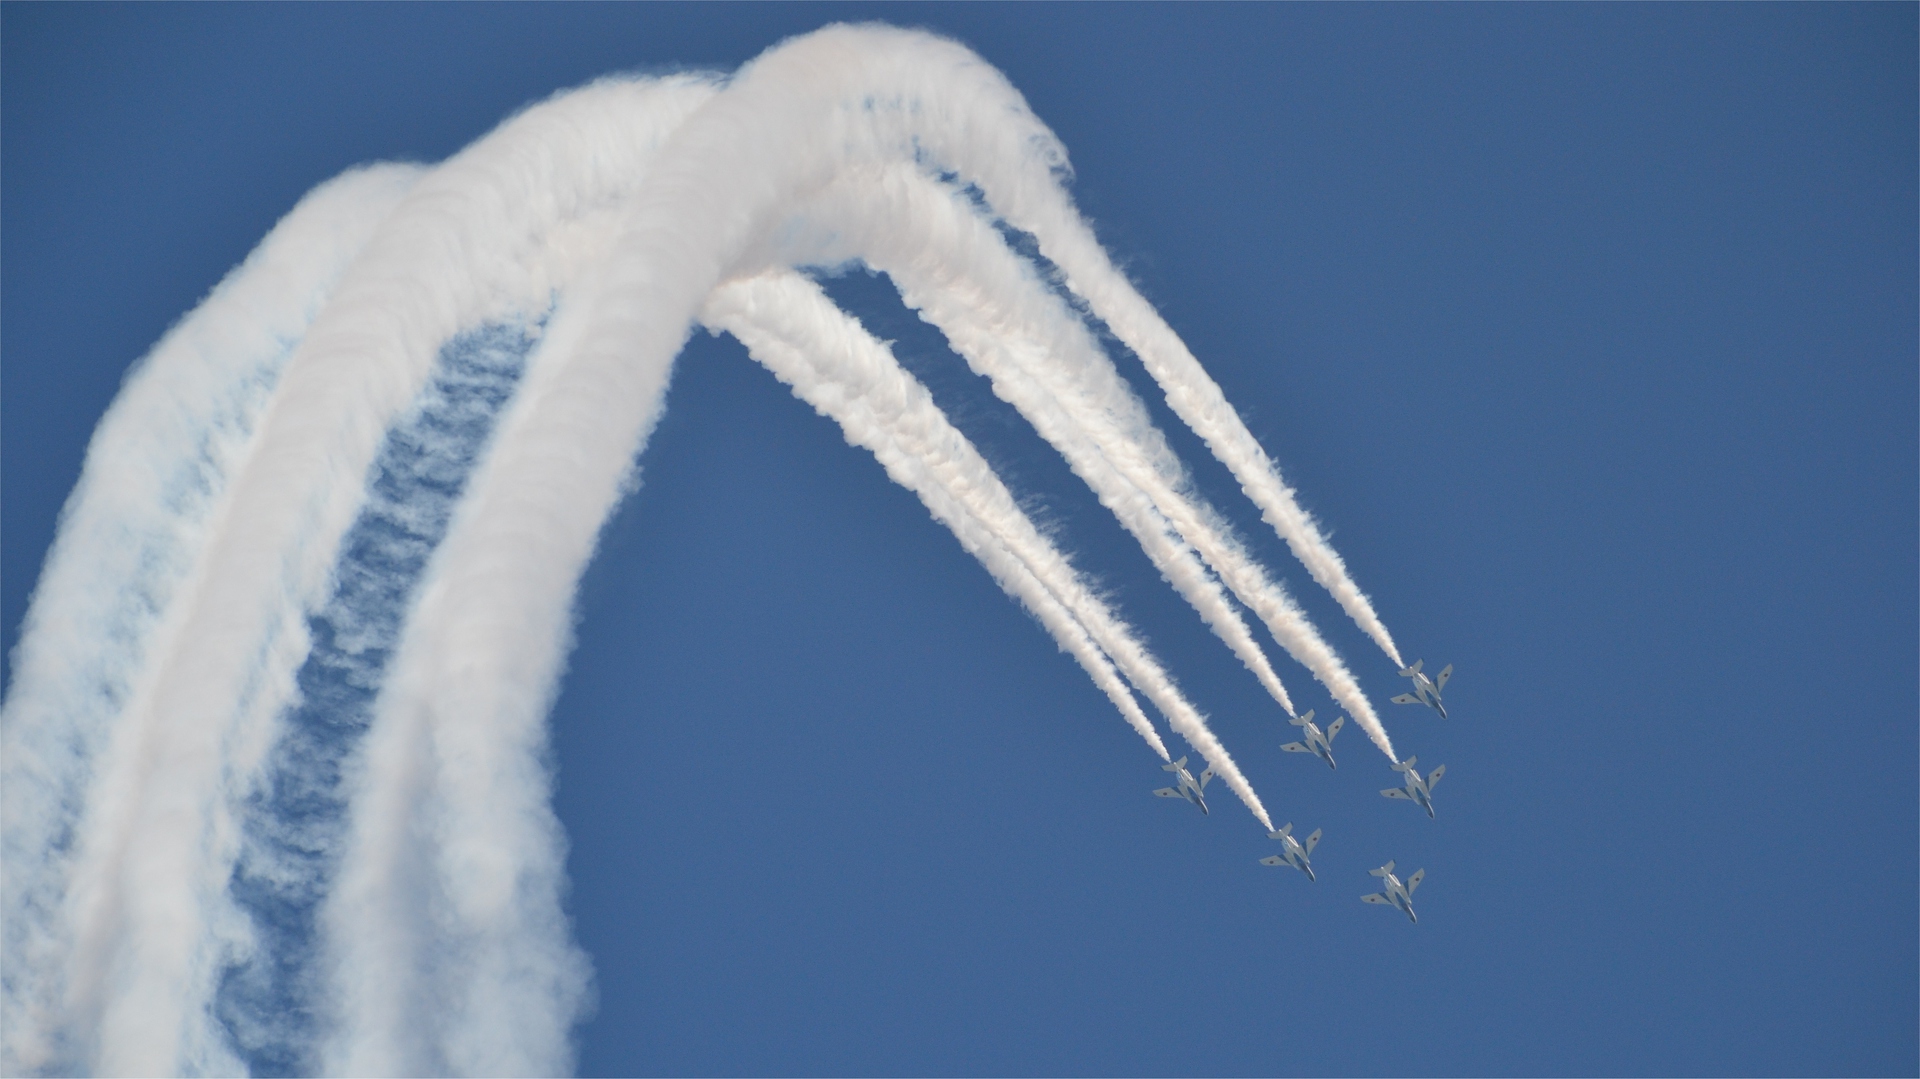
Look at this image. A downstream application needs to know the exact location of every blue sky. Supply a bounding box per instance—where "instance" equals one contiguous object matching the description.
[4,5,1914,1076]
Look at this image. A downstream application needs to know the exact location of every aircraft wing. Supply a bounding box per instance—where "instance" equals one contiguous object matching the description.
[1382,787,1412,800]
[1407,868,1425,893]
[1435,665,1453,691]
[1198,766,1216,789]
[1426,764,1446,788]
[1259,855,1286,866]
[1361,893,1391,905]
[1326,716,1344,740]
[1390,693,1421,706]
[1280,741,1311,753]
[1303,828,1322,854]
[1152,787,1183,799]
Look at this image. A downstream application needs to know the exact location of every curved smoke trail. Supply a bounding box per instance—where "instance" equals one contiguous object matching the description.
[0,163,421,1076]
[1,24,1407,1075]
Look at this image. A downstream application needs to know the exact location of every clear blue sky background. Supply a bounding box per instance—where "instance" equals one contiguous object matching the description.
[4,5,1914,1076]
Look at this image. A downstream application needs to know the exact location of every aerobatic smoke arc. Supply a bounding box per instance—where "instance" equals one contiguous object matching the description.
[1,24,1408,1076]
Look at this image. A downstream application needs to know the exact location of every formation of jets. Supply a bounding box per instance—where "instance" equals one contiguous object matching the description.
[1149,658,1456,924]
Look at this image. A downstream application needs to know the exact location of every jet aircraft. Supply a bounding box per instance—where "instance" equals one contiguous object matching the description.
[1279,709,1344,769]
[1360,860,1424,923]
[1380,756,1446,818]
[1258,823,1321,881]
[1152,756,1214,815]
[1390,660,1453,719]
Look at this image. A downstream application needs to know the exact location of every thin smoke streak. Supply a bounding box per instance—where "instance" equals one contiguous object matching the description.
[704,271,1177,759]
[764,164,1394,760]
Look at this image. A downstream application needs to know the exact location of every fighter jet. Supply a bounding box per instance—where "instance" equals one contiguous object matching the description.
[1152,756,1214,815]
[1380,756,1446,818]
[1279,709,1344,770]
[1390,660,1453,719]
[1360,860,1424,923]
[1258,823,1322,881]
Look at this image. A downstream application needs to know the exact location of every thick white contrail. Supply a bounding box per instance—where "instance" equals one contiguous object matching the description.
[312,30,1281,1070]
[311,78,721,1078]
[314,295,616,1078]
[30,75,715,1075]
[3,23,1411,1076]
[756,164,1396,760]
[703,270,1271,827]
[0,162,420,1077]
[218,320,541,1074]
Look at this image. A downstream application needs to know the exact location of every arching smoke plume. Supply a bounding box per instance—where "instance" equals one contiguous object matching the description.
[1,24,1406,1076]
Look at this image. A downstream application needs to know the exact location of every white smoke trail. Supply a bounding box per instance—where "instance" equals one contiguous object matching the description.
[703,272,1167,756]
[5,22,1410,1075]
[310,31,1189,1072]
[752,164,1396,760]
[322,26,1317,1068]
[217,320,541,1075]
[304,30,1085,1073]
[314,293,616,1078]
[703,270,1276,826]
[36,75,716,1075]
[758,170,1297,716]
[729,23,1404,671]
[0,162,420,1076]
[941,139,1408,670]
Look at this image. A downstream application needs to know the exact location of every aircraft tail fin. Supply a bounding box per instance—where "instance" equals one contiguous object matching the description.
[1392,756,1416,773]
[1163,756,1187,773]
[1371,861,1396,878]
[1399,660,1424,677]
[1289,709,1314,728]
